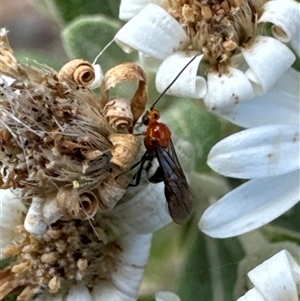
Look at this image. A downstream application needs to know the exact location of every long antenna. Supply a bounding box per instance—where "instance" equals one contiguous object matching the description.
[92,38,115,65]
[150,53,199,110]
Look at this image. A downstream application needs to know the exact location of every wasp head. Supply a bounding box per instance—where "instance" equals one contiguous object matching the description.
[142,109,160,126]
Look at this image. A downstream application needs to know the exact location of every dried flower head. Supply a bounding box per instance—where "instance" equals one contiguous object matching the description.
[0,28,147,234]
[1,218,117,300]
[0,186,169,301]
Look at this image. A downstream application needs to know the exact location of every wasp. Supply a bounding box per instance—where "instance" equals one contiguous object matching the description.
[130,54,199,224]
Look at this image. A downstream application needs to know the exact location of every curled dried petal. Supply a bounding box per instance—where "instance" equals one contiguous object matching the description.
[58,59,97,87]
[0,28,42,82]
[100,62,147,131]
[109,133,141,171]
[78,192,100,219]
[56,188,100,220]
[98,173,128,210]
[102,98,133,132]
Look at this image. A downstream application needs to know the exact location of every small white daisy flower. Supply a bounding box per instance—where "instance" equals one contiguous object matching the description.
[0,183,171,301]
[115,0,298,113]
[236,250,300,301]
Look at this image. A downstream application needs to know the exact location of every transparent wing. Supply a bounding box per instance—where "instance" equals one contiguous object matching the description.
[155,140,193,224]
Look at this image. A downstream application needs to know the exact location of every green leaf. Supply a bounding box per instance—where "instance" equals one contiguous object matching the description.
[2,296,17,301]
[0,256,15,269]
[177,232,245,301]
[62,15,136,72]
[272,201,300,232]
[16,49,67,71]
[52,0,120,23]
[261,224,300,245]
[163,100,222,172]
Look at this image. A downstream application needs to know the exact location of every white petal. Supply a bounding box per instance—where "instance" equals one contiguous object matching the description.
[247,250,299,301]
[115,4,190,59]
[237,288,265,301]
[258,0,300,43]
[0,189,26,259]
[242,36,295,94]
[199,170,299,238]
[290,25,300,57]
[155,291,181,301]
[87,64,103,90]
[65,284,92,301]
[155,52,206,98]
[24,197,47,235]
[204,67,254,111]
[0,75,15,86]
[212,68,300,128]
[110,234,152,299]
[116,233,152,266]
[91,234,152,301]
[113,183,171,234]
[208,125,300,178]
[119,0,155,21]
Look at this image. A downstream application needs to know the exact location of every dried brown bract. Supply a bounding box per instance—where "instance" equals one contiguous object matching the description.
[0,29,143,232]
[100,62,148,132]
[0,28,42,82]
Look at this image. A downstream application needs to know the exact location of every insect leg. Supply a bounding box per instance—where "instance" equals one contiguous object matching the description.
[129,152,152,187]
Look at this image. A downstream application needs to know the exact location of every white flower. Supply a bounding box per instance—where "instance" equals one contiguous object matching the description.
[236,250,300,301]
[0,183,171,301]
[115,0,298,113]
[199,70,299,237]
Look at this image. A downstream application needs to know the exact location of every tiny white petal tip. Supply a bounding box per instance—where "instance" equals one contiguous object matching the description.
[242,36,295,94]
[87,64,103,90]
[0,75,16,86]
[24,197,48,235]
[259,0,300,43]
[0,27,9,36]
[115,3,190,59]
[204,66,254,111]
[156,52,206,99]
[237,250,300,301]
